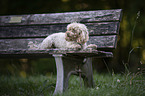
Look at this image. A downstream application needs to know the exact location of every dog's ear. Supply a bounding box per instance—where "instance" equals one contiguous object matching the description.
[80,24,89,43]
[65,31,69,41]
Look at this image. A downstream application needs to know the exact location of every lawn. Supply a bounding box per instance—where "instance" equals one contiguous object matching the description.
[0,72,145,96]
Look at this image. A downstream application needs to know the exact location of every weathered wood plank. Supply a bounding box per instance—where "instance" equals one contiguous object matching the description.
[0,38,41,51]
[0,22,119,38]
[0,9,122,26]
[0,49,113,58]
[87,22,119,36]
[88,35,117,48]
[0,35,117,50]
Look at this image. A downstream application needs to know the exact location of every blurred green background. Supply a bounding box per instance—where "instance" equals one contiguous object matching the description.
[0,0,145,77]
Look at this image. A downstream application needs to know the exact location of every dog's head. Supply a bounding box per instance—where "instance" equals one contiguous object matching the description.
[65,22,89,44]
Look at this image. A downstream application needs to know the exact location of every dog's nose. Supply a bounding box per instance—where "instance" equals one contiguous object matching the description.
[67,33,70,37]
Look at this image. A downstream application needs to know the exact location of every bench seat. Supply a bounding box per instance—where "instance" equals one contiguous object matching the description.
[0,49,113,58]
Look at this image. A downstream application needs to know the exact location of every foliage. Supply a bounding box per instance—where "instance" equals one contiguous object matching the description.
[0,75,56,96]
[0,58,56,76]
[0,73,145,96]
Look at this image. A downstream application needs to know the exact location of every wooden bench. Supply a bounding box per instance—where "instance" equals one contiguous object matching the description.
[0,9,122,95]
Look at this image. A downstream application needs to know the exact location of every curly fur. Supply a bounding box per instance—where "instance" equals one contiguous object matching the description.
[28,22,97,50]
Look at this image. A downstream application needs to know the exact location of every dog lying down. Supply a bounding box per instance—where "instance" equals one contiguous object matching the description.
[28,22,97,50]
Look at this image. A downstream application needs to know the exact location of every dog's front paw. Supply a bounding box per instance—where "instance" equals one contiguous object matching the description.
[87,44,97,50]
[69,44,82,50]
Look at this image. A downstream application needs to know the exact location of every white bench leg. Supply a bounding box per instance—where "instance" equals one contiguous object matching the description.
[53,54,64,95]
[53,54,74,95]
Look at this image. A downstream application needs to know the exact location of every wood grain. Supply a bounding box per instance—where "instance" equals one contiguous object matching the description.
[0,9,122,58]
[0,49,113,58]
[0,22,119,38]
[0,35,117,51]
[0,9,122,26]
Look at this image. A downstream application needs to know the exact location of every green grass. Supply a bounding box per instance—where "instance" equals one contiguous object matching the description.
[0,73,145,96]
[0,75,56,96]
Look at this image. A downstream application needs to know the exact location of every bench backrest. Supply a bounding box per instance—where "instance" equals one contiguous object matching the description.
[0,9,122,52]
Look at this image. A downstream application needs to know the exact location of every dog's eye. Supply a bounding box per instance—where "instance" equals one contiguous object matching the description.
[72,29,75,31]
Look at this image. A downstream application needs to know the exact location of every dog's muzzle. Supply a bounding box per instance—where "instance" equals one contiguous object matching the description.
[66,31,78,39]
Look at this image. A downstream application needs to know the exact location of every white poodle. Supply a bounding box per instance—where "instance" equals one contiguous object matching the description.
[28,22,97,50]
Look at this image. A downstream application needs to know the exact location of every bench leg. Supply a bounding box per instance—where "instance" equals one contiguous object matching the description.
[53,54,75,95]
[82,58,95,88]
[53,54,95,95]
[53,54,64,95]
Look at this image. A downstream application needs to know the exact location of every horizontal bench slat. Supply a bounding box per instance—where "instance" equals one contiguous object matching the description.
[0,22,119,38]
[0,9,122,26]
[88,35,117,48]
[0,35,117,50]
[0,49,113,58]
